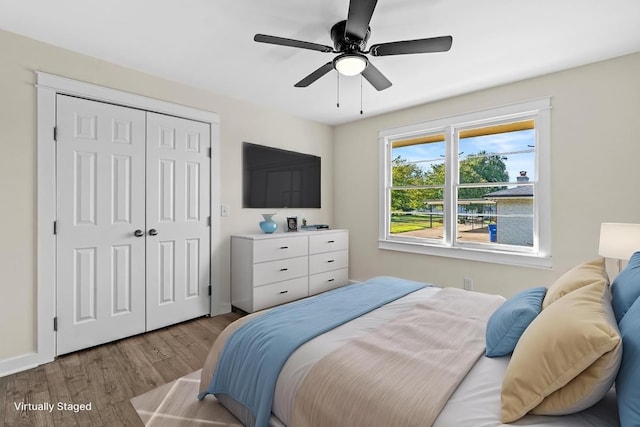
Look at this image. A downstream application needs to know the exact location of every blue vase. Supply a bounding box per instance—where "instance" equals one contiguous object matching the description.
[259,213,277,234]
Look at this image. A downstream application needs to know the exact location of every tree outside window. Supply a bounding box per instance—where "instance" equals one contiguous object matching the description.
[379,98,551,267]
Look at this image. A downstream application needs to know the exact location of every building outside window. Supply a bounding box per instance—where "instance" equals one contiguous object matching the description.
[483,171,533,246]
[378,98,551,268]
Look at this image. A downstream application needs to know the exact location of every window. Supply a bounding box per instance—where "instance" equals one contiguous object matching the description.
[379,98,551,268]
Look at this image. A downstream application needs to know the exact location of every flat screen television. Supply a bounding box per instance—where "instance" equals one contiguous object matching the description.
[243,142,321,208]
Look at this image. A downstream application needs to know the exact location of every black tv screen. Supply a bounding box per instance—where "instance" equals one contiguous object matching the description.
[243,142,321,208]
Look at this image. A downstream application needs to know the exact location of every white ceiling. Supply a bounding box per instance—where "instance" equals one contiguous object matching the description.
[1,0,639,125]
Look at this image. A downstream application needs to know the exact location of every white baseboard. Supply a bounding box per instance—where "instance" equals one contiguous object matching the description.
[0,352,42,378]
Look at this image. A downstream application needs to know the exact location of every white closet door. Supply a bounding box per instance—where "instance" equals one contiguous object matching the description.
[145,112,211,330]
[56,95,146,355]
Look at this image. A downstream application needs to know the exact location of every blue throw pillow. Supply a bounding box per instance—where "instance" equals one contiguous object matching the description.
[611,251,640,323]
[616,296,640,427]
[485,286,547,357]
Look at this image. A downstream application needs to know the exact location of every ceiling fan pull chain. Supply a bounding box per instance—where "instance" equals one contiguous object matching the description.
[336,72,340,108]
[360,74,364,115]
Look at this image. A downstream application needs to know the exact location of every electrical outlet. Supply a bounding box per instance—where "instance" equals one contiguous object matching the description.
[463,277,473,291]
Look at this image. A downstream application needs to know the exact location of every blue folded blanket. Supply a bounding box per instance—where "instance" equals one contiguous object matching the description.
[199,276,428,427]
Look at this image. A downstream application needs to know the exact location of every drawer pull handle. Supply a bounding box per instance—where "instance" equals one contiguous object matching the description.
[328,278,335,282]
[328,240,335,243]
[280,268,288,271]
[280,246,289,249]
[327,259,335,263]
[279,290,289,294]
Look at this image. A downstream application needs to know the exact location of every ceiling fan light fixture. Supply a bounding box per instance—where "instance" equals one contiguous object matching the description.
[334,54,368,76]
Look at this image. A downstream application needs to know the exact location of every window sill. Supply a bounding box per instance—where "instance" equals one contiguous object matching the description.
[378,239,552,269]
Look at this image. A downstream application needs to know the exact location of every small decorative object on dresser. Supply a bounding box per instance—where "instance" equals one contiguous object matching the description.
[231,230,349,312]
[259,213,277,234]
[287,216,298,232]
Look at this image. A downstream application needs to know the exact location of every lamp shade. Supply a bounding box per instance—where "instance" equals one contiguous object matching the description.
[334,54,367,76]
[598,223,640,260]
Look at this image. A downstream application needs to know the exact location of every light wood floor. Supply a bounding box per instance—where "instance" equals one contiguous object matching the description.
[0,312,242,427]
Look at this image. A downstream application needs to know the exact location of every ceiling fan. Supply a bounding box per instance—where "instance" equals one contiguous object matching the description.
[254,0,453,91]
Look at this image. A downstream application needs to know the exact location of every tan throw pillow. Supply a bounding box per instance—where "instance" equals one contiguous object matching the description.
[500,281,622,423]
[542,258,608,309]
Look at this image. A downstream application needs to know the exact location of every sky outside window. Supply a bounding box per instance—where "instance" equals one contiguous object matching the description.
[392,129,536,183]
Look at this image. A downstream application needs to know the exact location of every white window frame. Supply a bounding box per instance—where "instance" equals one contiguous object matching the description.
[378,98,552,269]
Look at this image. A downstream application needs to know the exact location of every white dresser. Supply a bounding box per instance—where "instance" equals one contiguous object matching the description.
[231,229,349,312]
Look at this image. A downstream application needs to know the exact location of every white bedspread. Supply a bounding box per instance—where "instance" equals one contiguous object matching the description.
[435,355,619,427]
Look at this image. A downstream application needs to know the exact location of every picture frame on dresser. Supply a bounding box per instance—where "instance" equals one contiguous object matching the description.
[287,217,298,232]
[230,230,349,312]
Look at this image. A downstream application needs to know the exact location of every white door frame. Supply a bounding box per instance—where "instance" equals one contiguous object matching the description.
[36,72,221,366]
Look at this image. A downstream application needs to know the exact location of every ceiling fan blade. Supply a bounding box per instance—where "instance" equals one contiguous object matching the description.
[369,35,453,56]
[254,34,333,53]
[361,61,392,91]
[345,0,378,40]
[294,62,334,87]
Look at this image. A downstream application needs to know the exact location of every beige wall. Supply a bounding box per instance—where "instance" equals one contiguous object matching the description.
[2,24,639,368]
[333,52,640,297]
[0,29,333,362]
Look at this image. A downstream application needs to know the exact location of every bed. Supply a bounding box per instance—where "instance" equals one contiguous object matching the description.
[198,258,636,427]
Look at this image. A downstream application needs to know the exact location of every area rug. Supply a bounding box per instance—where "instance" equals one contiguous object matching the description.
[130,369,243,426]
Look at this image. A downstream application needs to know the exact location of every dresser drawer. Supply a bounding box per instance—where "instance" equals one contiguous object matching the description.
[254,256,308,287]
[253,277,309,311]
[309,250,348,275]
[253,236,308,263]
[309,268,349,295]
[309,231,348,254]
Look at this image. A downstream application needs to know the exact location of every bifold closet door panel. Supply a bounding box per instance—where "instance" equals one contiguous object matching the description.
[56,95,147,355]
[145,112,211,330]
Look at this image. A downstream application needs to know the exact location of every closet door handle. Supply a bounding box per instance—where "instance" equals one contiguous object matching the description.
[134,229,144,237]
[148,229,158,236]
